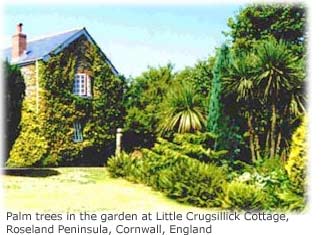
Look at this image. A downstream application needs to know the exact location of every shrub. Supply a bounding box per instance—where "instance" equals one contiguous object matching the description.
[255,157,285,175]
[277,189,306,212]
[107,147,227,208]
[221,181,265,211]
[154,134,228,165]
[285,116,307,195]
[107,153,136,178]
[158,158,227,207]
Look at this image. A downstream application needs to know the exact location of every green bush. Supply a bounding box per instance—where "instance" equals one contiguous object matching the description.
[234,156,306,212]
[154,134,228,165]
[158,159,226,207]
[107,153,135,178]
[221,181,265,211]
[106,130,307,211]
[277,189,306,212]
[107,147,227,208]
[7,107,48,168]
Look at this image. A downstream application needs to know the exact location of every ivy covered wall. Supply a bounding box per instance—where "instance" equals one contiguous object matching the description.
[7,36,125,167]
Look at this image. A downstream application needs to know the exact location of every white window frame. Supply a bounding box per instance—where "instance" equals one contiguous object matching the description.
[73,73,91,97]
[73,121,83,143]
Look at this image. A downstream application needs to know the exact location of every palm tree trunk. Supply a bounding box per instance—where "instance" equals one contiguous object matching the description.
[270,103,277,158]
[276,131,282,157]
[247,113,256,162]
[254,133,261,161]
[265,131,270,157]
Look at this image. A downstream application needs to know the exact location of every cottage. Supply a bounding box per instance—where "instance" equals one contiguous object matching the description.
[3,24,125,167]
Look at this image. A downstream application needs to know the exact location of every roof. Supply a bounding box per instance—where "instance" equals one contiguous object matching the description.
[2,27,118,75]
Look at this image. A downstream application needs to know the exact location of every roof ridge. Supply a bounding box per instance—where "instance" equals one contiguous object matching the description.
[27,27,84,43]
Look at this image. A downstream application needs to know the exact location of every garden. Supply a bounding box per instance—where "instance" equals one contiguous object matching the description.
[107,4,307,212]
[4,4,307,212]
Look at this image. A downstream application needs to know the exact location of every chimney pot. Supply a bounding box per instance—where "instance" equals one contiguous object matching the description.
[17,23,23,33]
[12,23,27,60]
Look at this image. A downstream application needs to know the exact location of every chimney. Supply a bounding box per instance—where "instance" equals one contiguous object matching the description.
[12,23,27,60]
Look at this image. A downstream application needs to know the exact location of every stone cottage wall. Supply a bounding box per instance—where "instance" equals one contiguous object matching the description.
[20,63,37,112]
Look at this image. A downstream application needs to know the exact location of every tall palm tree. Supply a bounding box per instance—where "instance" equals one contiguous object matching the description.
[222,53,261,162]
[159,84,206,134]
[254,38,304,158]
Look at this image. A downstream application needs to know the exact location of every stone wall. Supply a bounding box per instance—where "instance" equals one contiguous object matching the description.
[20,63,37,111]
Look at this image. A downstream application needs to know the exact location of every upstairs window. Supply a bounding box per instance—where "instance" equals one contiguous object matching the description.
[73,73,91,97]
[73,121,83,143]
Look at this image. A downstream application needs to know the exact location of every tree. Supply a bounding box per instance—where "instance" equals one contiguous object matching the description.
[208,38,305,163]
[254,38,304,158]
[4,61,25,161]
[221,52,260,162]
[174,56,215,111]
[159,84,206,134]
[123,64,175,149]
[226,4,306,57]
[207,45,244,159]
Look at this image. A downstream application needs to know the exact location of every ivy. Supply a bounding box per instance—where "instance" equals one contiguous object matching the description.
[8,36,125,167]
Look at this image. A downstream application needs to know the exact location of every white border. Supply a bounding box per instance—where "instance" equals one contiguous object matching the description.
[1,1,323,234]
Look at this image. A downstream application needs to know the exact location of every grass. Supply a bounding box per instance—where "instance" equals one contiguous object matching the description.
[2,168,210,212]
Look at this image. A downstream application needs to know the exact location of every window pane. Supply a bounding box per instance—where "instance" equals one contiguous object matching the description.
[73,121,83,142]
[87,76,91,97]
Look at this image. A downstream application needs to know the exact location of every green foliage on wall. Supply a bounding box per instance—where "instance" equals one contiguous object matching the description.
[4,61,25,162]
[7,36,125,167]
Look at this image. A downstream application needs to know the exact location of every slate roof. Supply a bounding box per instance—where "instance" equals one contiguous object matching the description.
[2,27,118,75]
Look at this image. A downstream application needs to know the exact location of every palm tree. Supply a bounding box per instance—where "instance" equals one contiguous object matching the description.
[254,38,304,158]
[159,84,206,134]
[222,53,261,162]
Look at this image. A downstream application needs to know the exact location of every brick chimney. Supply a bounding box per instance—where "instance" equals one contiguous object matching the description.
[12,23,27,60]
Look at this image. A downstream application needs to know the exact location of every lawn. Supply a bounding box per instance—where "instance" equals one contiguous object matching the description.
[2,168,209,212]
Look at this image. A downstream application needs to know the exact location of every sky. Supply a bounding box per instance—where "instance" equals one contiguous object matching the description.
[3,4,241,77]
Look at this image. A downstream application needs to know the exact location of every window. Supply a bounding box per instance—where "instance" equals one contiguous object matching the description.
[73,121,83,142]
[73,73,91,97]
